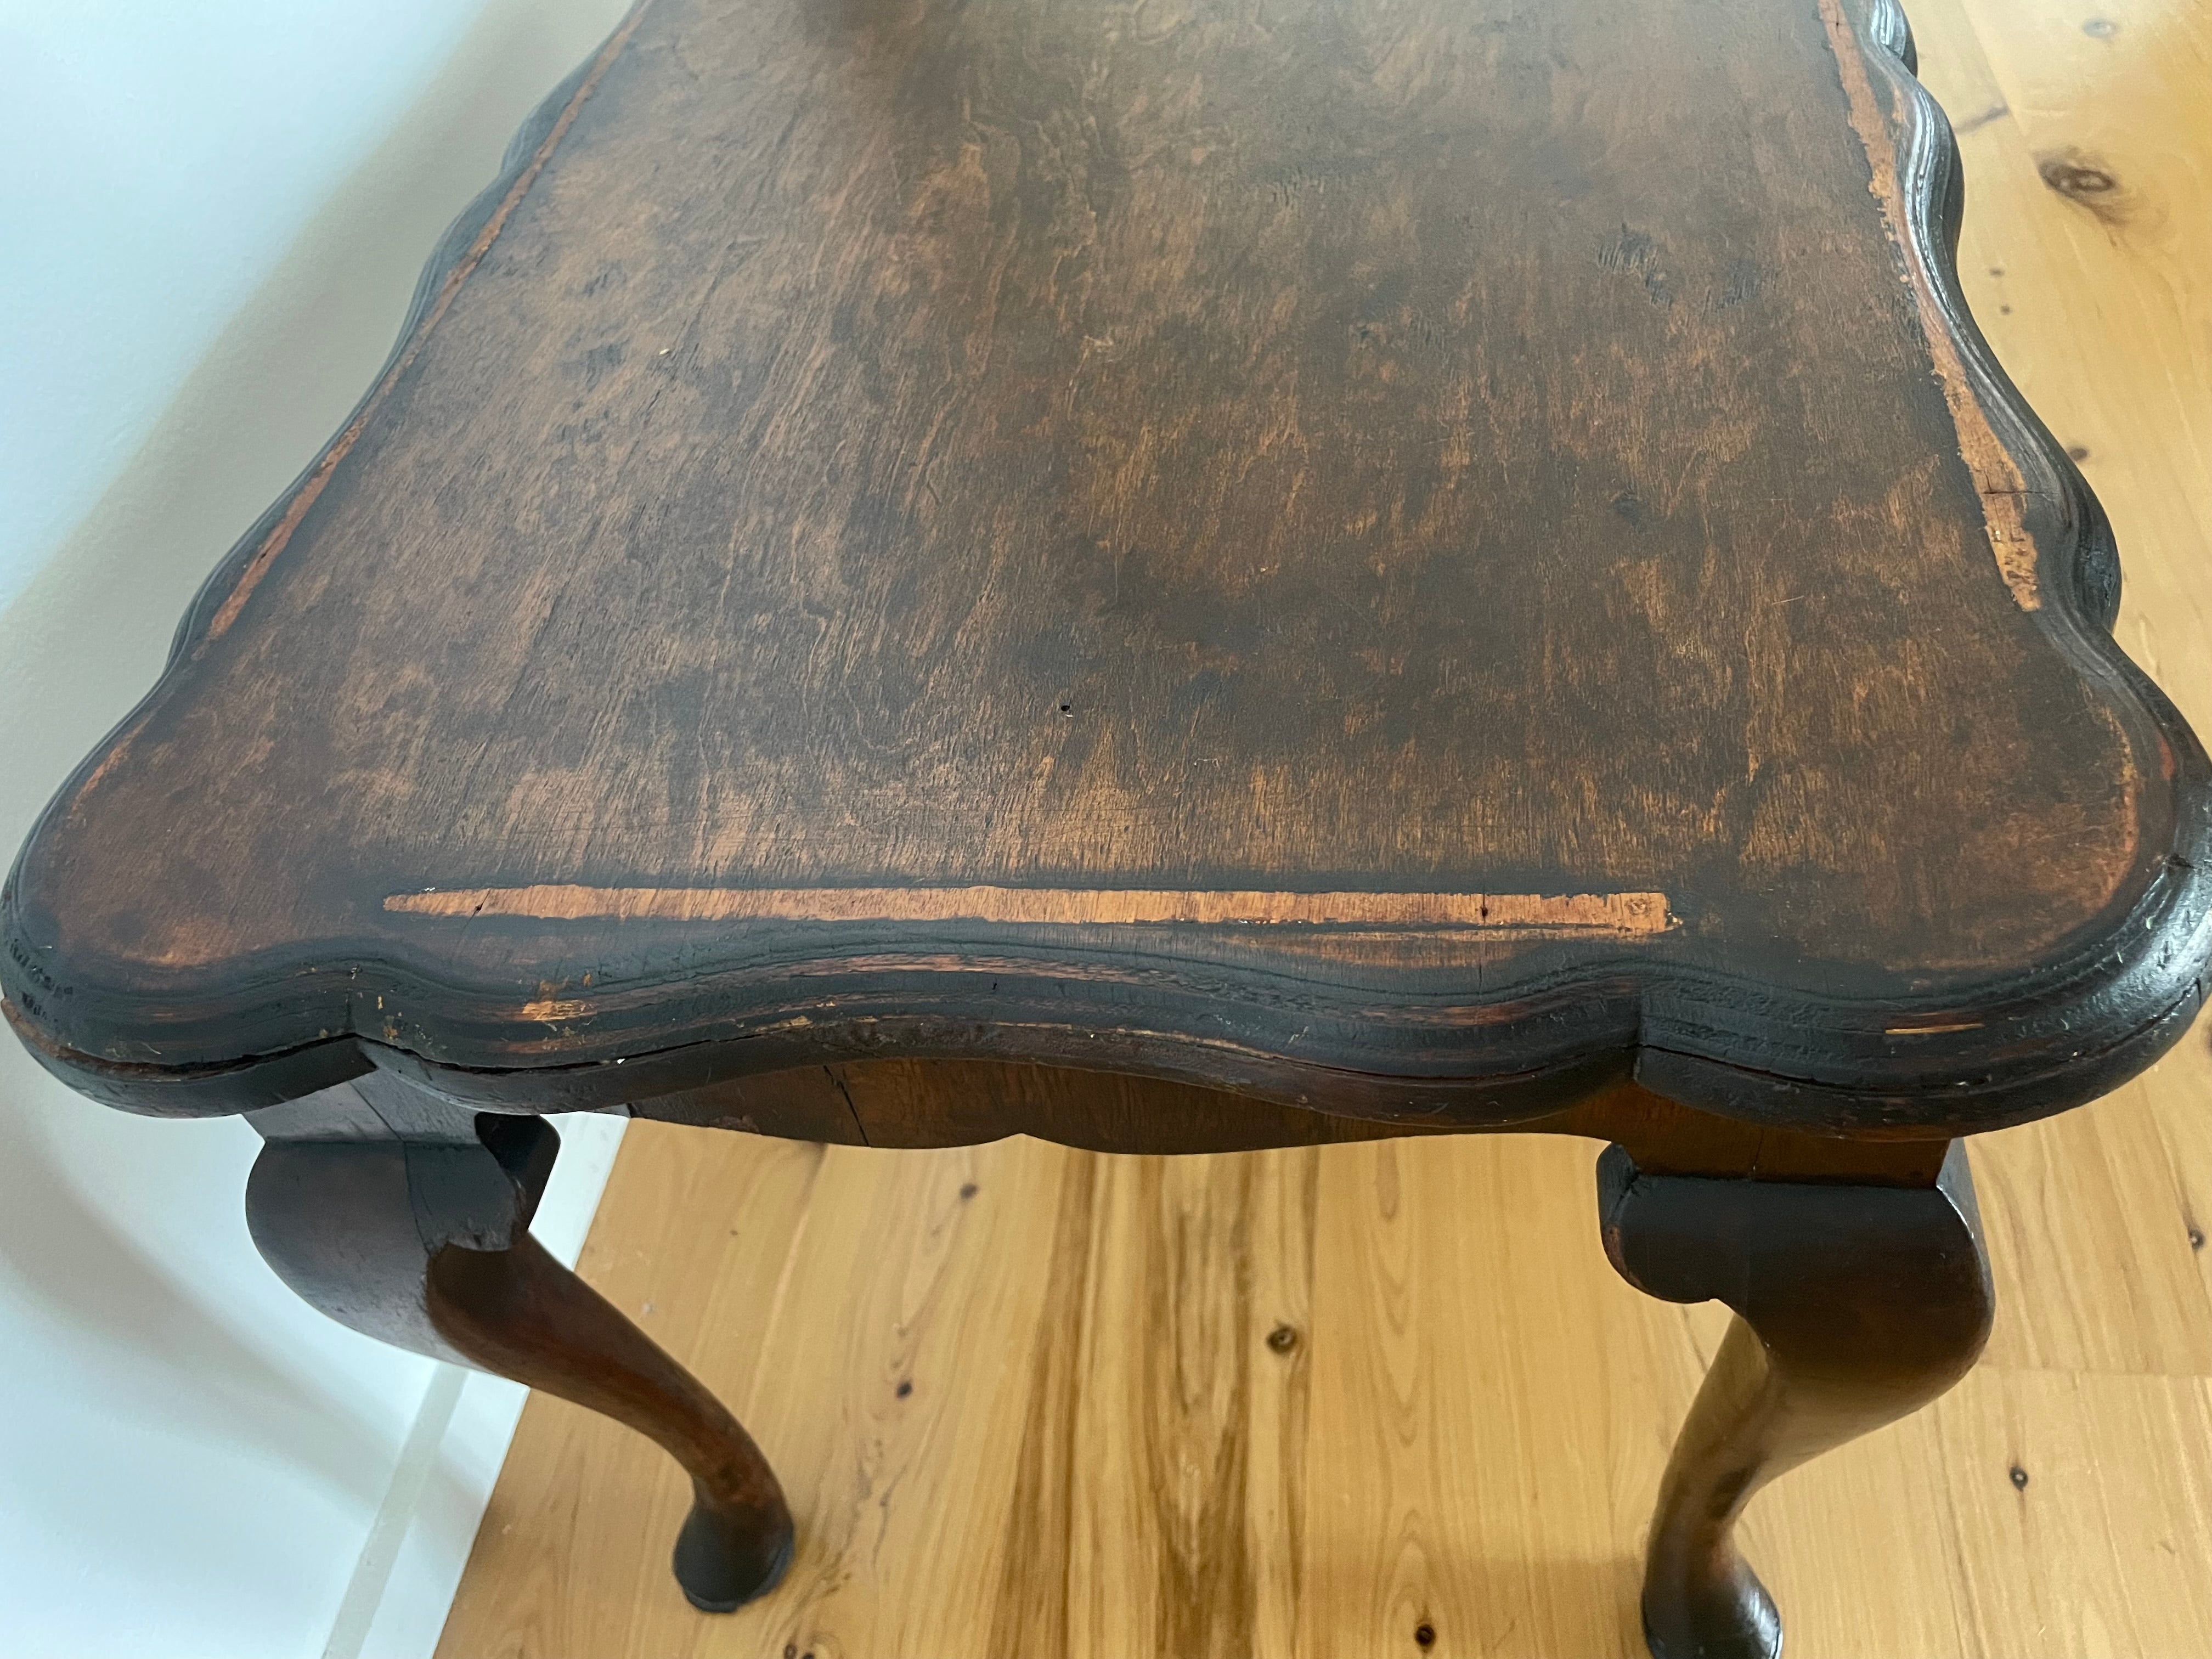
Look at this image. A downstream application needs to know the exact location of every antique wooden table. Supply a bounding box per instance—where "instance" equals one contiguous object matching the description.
[8,0,2209,1652]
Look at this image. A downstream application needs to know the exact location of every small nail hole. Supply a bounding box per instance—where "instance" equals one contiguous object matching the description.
[2009,1465,2029,1490]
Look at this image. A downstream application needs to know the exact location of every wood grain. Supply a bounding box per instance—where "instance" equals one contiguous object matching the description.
[435,4,2212,1652]
[7,0,2205,1135]
[1600,1141,1994,1657]
[436,1045,2212,1658]
[659,1058,1961,1187]
[383,885,1675,933]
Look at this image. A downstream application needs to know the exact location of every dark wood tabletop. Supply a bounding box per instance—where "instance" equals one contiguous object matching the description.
[5,0,2207,1135]
[16,3,2206,1647]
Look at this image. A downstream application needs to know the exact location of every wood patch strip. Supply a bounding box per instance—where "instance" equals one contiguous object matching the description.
[384,885,1674,934]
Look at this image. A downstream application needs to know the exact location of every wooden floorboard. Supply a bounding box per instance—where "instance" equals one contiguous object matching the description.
[437,2,2212,1653]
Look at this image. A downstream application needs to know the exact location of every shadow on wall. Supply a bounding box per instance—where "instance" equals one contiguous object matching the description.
[0,0,635,1606]
[0,1054,397,1507]
[0,0,635,753]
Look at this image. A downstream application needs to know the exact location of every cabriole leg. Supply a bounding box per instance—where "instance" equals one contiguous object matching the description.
[244,1076,792,1612]
[1596,1141,1993,1659]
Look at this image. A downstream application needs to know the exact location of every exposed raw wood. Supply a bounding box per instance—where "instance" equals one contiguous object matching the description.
[6,0,2204,1134]
[383,886,1677,933]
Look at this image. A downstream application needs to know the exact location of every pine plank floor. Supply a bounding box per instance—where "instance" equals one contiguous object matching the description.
[436,2,2212,1653]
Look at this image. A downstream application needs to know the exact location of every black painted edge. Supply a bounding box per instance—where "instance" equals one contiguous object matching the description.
[3,0,2209,1135]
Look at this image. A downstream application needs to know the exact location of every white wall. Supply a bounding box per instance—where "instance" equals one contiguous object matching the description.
[0,3,634,1655]
[0,0,590,607]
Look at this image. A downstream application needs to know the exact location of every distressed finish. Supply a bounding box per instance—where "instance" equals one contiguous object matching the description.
[4,0,2210,1651]
[3,0,2207,1130]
